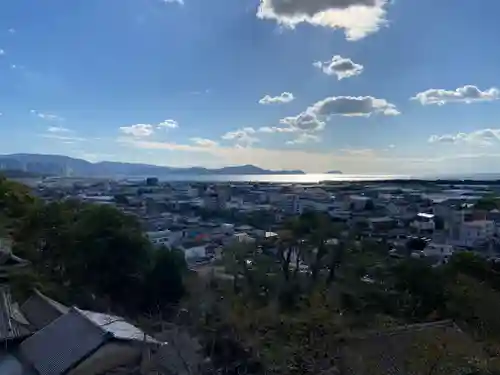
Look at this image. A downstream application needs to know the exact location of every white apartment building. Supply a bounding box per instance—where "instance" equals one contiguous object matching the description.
[410,213,436,233]
[459,220,495,247]
[146,230,184,248]
[182,244,208,260]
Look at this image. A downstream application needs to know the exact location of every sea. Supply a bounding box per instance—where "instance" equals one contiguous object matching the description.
[154,174,411,184]
[34,172,500,185]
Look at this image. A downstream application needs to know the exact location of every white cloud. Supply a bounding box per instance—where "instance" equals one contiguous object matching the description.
[190,137,219,147]
[310,95,400,117]
[162,0,184,4]
[222,128,259,147]
[257,0,389,41]
[413,85,500,106]
[286,133,321,144]
[259,92,295,105]
[47,126,70,133]
[314,55,363,80]
[157,119,179,129]
[41,134,86,142]
[0,49,4,56]
[8,28,15,34]
[428,129,500,146]
[262,95,399,145]
[280,112,326,132]
[340,148,375,156]
[258,126,296,133]
[30,110,64,122]
[120,124,155,138]
[280,95,399,134]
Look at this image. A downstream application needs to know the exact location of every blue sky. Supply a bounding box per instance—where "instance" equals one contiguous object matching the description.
[1,0,500,174]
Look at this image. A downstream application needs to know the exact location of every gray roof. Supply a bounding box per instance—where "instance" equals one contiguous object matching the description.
[77,308,160,345]
[19,309,109,375]
[0,286,31,341]
[20,290,68,330]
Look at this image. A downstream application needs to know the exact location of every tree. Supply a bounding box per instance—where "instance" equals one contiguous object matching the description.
[12,199,186,313]
[142,248,186,310]
[475,197,499,211]
[389,258,447,320]
[406,237,427,253]
[0,177,37,221]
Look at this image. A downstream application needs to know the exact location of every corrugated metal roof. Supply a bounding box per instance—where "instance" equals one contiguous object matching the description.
[20,309,108,375]
[77,308,160,345]
[20,290,68,330]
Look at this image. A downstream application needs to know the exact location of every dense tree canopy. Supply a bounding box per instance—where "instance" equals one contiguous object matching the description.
[0,177,186,314]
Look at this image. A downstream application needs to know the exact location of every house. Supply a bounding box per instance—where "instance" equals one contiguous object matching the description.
[19,307,162,375]
[459,220,495,247]
[410,213,436,233]
[349,195,372,211]
[0,286,32,344]
[20,289,68,331]
[385,201,409,217]
[146,230,183,248]
[367,217,396,232]
[279,194,302,215]
[423,242,454,258]
[412,243,455,265]
[232,232,256,244]
[181,244,208,260]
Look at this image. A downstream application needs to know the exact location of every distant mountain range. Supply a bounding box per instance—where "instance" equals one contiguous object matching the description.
[326,170,343,174]
[0,154,307,177]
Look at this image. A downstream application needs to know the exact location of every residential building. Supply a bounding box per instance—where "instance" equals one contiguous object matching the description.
[459,220,495,247]
[410,213,436,233]
[203,192,226,210]
[422,242,455,264]
[19,307,161,375]
[181,244,208,259]
[147,230,183,248]
[367,217,396,232]
[349,195,372,211]
[279,194,302,215]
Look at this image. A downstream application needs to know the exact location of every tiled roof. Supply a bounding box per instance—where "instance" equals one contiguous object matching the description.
[20,308,108,375]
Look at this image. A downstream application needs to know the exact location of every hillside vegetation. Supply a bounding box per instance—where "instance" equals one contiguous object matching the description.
[0,175,186,315]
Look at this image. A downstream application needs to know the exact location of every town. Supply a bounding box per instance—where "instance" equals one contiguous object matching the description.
[26,175,500,269]
[3,174,500,374]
